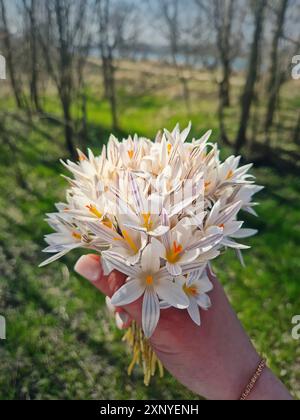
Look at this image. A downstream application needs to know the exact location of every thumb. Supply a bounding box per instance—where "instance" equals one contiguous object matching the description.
[74,254,142,323]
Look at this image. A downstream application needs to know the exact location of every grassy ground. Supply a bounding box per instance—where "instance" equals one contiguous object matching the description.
[0,61,300,399]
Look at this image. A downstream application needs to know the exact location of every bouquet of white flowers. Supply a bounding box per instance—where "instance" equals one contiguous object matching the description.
[40,123,262,384]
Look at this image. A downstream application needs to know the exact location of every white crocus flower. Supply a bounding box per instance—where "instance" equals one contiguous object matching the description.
[62,192,112,225]
[88,221,146,265]
[158,216,221,276]
[233,184,264,216]
[39,217,91,267]
[218,155,254,185]
[107,244,189,338]
[119,173,170,237]
[205,199,250,249]
[119,135,144,169]
[177,267,213,326]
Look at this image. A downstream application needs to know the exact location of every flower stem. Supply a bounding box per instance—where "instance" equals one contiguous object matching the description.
[123,321,164,386]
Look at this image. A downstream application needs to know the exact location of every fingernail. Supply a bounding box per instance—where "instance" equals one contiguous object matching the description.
[115,312,130,330]
[75,255,102,283]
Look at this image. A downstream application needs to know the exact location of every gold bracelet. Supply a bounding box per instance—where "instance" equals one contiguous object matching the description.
[240,359,267,401]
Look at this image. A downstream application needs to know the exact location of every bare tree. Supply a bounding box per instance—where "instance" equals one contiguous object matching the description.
[235,0,267,154]
[214,0,236,108]
[264,0,289,144]
[95,0,118,131]
[195,0,244,108]
[38,0,89,158]
[149,0,192,114]
[22,0,42,112]
[0,0,25,108]
[76,27,92,152]
[294,112,300,145]
[95,0,138,131]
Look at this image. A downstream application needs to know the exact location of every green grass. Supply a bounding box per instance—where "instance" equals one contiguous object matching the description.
[0,70,300,400]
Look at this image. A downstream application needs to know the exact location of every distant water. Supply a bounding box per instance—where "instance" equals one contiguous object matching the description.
[132,51,248,71]
[90,47,247,72]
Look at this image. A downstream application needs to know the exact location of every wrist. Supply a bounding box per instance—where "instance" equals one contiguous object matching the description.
[220,350,262,400]
[246,368,293,401]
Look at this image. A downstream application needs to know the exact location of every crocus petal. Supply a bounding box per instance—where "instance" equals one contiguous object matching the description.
[186,266,206,285]
[166,261,182,276]
[215,201,242,226]
[179,249,200,264]
[39,244,81,267]
[141,243,161,273]
[181,262,207,276]
[159,301,171,310]
[39,249,71,267]
[150,237,166,259]
[111,278,145,306]
[196,293,211,310]
[222,238,250,249]
[156,278,189,309]
[198,274,214,294]
[102,257,114,275]
[187,298,201,326]
[102,252,139,277]
[142,288,160,338]
[230,229,258,239]
[149,225,170,237]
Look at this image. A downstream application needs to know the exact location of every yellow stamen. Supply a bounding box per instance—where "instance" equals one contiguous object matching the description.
[102,217,113,229]
[86,204,102,219]
[78,151,87,161]
[219,223,225,229]
[114,230,138,254]
[128,149,134,159]
[167,143,172,154]
[146,275,154,286]
[166,241,183,264]
[204,181,211,191]
[226,169,234,180]
[122,230,139,253]
[72,232,82,241]
[141,213,153,231]
[183,283,198,297]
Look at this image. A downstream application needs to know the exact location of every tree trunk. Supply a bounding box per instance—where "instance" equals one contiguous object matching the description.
[264,0,289,145]
[102,56,110,99]
[294,112,300,145]
[235,0,267,154]
[80,91,88,152]
[62,98,76,159]
[107,56,118,132]
[0,0,24,108]
[180,76,191,116]
[28,0,41,112]
[217,0,236,108]
[220,57,231,107]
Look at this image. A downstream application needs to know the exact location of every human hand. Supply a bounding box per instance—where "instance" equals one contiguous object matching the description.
[75,254,292,400]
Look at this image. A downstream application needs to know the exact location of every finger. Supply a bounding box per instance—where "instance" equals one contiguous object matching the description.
[115,312,133,330]
[75,254,142,323]
[74,254,123,296]
[106,296,134,329]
